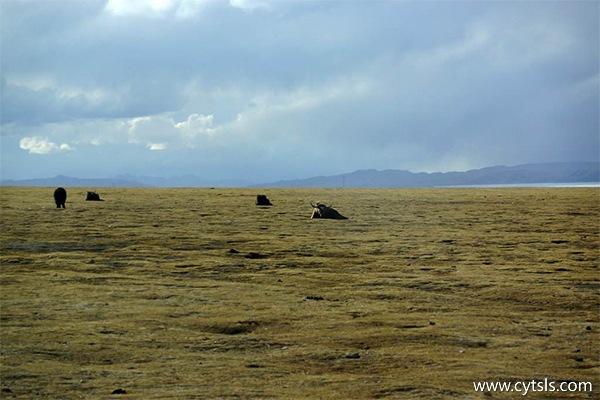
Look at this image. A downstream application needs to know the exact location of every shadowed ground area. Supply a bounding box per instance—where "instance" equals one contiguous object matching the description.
[1,187,598,399]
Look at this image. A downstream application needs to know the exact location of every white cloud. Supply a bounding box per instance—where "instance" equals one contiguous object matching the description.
[147,143,167,150]
[229,0,270,11]
[103,0,273,19]
[175,113,215,138]
[19,137,74,154]
[126,116,175,145]
[175,0,216,18]
[104,0,178,17]
[104,0,245,18]
[119,113,218,150]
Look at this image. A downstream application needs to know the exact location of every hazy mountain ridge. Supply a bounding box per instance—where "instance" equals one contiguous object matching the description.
[256,162,599,188]
[0,174,252,188]
[0,175,152,188]
[1,162,598,188]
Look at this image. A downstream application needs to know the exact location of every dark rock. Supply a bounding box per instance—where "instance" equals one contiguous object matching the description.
[111,388,127,394]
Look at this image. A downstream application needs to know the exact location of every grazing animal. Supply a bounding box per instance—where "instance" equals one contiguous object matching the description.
[53,187,67,208]
[310,202,347,219]
[86,191,103,201]
[256,194,273,206]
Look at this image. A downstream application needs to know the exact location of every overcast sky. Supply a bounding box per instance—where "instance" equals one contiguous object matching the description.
[1,0,598,183]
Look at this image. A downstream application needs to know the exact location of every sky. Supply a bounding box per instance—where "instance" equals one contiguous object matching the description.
[1,0,598,183]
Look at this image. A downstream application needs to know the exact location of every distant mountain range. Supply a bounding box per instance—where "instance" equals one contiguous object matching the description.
[0,175,152,188]
[0,174,252,188]
[257,162,600,188]
[1,162,598,188]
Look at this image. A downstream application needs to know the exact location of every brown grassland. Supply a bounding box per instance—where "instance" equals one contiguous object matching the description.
[0,187,598,399]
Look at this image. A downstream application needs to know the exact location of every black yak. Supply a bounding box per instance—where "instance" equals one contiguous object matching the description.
[86,191,103,201]
[255,194,273,206]
[53,187,67,208]
[310,202,347,219]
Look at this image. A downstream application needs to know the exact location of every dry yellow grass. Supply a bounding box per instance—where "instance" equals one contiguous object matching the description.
[1,187,598,399]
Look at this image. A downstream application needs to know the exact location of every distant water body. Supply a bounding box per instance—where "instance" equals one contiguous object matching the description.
[442,182,600,188]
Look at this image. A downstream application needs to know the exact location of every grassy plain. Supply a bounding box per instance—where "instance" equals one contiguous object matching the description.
[0,187,598,399]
